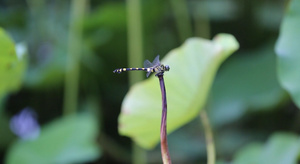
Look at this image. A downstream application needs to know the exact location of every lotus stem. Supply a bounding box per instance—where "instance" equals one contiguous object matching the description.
[157,74,172,164]
[200,110,216,164]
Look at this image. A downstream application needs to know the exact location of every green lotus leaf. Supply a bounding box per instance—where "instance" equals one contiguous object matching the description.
[118,33,239,149]
[232,133,300,164]
[275,0,300,108]
[6,112,100,164]
[232,143,263,164]
[0,28,27,97]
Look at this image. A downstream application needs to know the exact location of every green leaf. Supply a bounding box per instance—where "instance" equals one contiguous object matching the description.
[275,0,300,108]
[260,133,300,164]
[232,133,300,164]
[0,28,27,97]
[118,34,239,149]
[6,112,100,164]
[208,42,288,126]
[232,143,263,164]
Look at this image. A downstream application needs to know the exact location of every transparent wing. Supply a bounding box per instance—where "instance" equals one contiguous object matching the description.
[152,55,160,67]
[146,71,152,77]
[144,60,153,68]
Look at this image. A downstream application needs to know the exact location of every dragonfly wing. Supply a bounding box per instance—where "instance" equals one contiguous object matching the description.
[152,55,160,67]
[146,71,152,77]
[144,60,153,68]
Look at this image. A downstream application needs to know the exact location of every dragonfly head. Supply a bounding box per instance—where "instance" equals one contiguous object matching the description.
[165,65,170,72]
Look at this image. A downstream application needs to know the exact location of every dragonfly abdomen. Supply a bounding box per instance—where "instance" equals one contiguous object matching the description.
[113,67,149,74]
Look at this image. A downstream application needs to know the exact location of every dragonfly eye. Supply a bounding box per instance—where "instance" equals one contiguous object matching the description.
[165,65,170,71]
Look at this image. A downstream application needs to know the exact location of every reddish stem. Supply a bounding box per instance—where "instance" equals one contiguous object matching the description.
[157,74,172,164]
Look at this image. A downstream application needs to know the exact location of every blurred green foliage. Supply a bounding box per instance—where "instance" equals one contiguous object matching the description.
[0,0,300,163]
[6,112,100,164]
[232,133,300,164]
[275,0,300,109]
[0,28,26,151]
[208,41,288,127]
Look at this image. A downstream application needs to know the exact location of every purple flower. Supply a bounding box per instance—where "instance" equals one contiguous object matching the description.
[10,108,40,140]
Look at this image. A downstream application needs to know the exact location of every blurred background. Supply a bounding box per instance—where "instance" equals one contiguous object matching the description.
[0,0,296,163]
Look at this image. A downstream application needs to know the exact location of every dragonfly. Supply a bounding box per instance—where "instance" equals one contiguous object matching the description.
[113,55,170,77]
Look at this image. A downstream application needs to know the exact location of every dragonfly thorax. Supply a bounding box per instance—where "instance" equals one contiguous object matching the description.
[153,64,170,74]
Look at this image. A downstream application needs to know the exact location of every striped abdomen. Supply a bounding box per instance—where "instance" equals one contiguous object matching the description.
[113,67,153,73]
